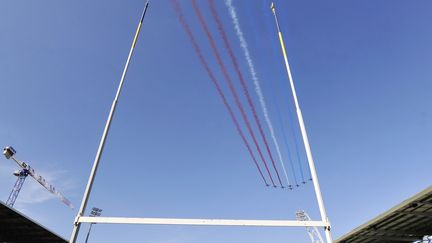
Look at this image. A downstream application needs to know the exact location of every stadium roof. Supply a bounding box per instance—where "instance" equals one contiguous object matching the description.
[0,201,68,243]
[336,186,432,243]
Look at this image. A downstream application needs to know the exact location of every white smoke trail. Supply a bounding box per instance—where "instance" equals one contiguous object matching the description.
[225,0,292,187]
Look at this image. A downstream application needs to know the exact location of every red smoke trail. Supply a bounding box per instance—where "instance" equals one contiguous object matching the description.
[191,0,276,187]
[208,0,284,187]
[171,0,269,186]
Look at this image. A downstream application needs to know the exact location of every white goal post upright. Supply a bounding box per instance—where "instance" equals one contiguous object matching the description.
[69,1,333,243]
[69,1,150,243]
[270,2,333,243]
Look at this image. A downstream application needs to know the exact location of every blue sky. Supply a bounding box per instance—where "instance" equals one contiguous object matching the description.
[1,0,432,242]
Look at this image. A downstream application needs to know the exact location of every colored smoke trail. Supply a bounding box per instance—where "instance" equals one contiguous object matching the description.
[191,0,277,187]
[208,0,284,188]
[274,95,300,186]
[223,0,292,188]
[171,0,269,185]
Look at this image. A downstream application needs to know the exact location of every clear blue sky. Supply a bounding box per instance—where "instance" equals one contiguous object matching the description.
[1,0,431,242]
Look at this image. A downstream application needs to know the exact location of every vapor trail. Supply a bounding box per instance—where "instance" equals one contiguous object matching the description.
[209,0,284,187]
[171,0,269,186]
[191,0,277,187]
[222,0,292,188]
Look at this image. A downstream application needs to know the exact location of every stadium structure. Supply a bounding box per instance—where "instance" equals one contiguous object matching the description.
[0,200,67,243]
[336,186,432,243]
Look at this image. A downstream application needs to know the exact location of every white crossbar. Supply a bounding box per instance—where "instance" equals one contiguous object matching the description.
[78,217,328,227]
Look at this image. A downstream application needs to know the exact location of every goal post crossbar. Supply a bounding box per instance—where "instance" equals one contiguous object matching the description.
[77,216,329,227]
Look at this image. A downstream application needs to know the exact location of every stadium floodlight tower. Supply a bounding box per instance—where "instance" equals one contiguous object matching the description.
[296,210,324,243]
[85,207,103,243]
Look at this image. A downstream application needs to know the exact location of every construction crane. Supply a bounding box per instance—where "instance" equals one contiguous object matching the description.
[2,146,73,209]
[296,210,324,243]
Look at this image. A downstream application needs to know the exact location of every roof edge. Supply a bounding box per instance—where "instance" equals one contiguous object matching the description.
[0,200,68,242]
[335,185,432,242]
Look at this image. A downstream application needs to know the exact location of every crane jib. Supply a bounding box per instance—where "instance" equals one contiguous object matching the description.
[25,164,74,209]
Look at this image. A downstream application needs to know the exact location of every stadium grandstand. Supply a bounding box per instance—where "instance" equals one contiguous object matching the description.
[336,186,432,243]
[0,201,67,243]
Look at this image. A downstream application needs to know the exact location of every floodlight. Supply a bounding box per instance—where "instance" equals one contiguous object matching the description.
[90,207,103,217]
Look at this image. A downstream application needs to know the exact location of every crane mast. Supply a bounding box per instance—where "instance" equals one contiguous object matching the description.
[6,169,29,207]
